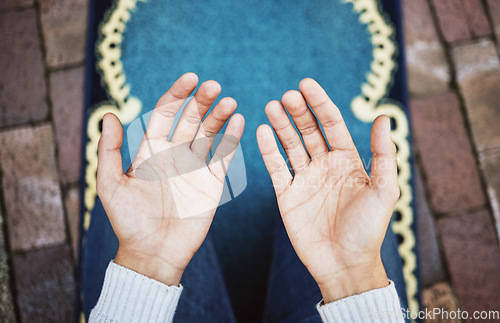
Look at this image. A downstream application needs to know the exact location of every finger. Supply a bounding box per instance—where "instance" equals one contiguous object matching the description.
[299,78,356,151]
[170,80,222,144]
[208,114,245,182]
[97,113,124,194]
[265,100,309,174]
[191,97,237,160]
[281,90,329,159]
[370,115,399,200]
[256,124,293,197]
[145,72,199,140]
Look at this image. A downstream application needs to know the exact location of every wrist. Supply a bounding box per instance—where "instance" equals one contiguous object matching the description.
[114,247,184,286]
[317,258,389,304]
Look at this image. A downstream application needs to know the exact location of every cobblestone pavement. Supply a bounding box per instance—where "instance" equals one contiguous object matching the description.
[0,0,499,322]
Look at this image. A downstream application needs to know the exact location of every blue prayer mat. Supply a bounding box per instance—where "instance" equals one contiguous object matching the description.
[78,0,419,321]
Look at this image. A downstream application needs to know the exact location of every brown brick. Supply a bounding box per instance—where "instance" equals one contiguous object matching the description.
[0,125,66,251]
[431,0,471,42]
[403,0,450,96]
[415,168,445,286]
[421,282,461,323]
[462,0,492,37]
[64,186,80,262]
[480,152,500,238]
[438,209,500,314]
[487,0,500,42]
[50,67,84,184]
[13,245,74,322]
[432,0,491,42]
[0,0,33,10]
[0,212,16,322]
[410,93,486,214]
[452,39,500,153]
[0,9,48,127]
[40,0,88,68]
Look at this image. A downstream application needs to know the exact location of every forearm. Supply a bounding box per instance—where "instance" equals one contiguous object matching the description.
[89,261,183,323]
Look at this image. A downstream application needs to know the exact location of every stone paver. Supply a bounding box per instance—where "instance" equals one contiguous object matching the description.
[410,92,486,214]
[452,38,500,153]
[13,245,74,322]
[0,125,66,251]
[480,152,500,238]
[50,67,84,184]
[421,282,461,323]
[403,0,450,96]
[0,9,48,127]
[415,169,445,287]
[438,209,500,313]
[487,0,500,44]
[462,0,492,37]
[40,0,88,68]
[432,0,491,43]
[432,0,471,42]
[0,211,16,323]
[0,0,33,10]
[64,186,80,261]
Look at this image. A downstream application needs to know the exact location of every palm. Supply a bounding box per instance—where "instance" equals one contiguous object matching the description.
[257,78,399,294]
[104,143,224,270]
[97,73,244,282]
[278,151,391,284]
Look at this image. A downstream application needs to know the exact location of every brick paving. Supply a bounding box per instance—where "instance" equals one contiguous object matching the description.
[40,0,88,68]
[0,9,48,127]
[438,209,500,313]
[0,0,87,320]
[411,92,486,214]
[50,67,85,184]
[405,0,500,321]
[0,210,16,322]
[13,245,75,322]
[0,0,498,321]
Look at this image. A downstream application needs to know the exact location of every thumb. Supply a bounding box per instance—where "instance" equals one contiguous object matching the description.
[97,113,124,195]
[370,115,399,201]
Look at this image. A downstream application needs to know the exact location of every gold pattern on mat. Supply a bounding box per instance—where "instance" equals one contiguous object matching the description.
[82,0,145,234]
[345,0,418,316]
[83,0,418,319]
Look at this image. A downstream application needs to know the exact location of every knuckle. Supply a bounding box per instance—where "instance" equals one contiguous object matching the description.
[283,138,301,151]
[203,129,218,139]
[300,123,318,136]
[321,118,341,129]
[184,113,201,125]
[155,106,176,119]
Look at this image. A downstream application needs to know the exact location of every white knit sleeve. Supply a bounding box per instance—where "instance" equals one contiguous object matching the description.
[89,261,183,323]
[316,281,404,322]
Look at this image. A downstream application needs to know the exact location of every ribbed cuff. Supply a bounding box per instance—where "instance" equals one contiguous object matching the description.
[89,261,183,323]
[316,280,403,323]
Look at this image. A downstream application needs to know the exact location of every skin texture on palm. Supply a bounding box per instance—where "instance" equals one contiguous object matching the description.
[96,73,245,286]
[257,78,399,303]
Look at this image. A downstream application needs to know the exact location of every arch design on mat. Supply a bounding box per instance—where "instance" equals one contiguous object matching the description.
[82,0,145,233]
[83,0,417,318]
[344,0,417,315]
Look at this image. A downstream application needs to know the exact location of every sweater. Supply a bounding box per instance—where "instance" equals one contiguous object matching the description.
[90,261,404,322]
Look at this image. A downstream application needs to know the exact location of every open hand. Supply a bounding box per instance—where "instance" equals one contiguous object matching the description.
[97,73,244,285]
[257,78,399,303]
